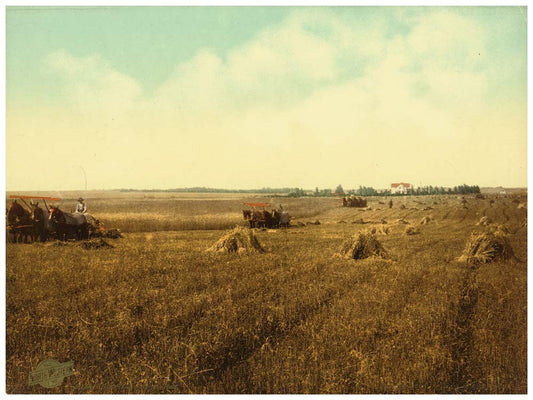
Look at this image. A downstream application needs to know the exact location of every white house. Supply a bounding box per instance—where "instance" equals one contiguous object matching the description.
[391,182,412,194]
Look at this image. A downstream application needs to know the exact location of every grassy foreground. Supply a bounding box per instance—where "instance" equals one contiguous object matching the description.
[6,192,527,393]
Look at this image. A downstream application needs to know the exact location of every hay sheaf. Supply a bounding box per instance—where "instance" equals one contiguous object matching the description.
[419,216,432,225]
[394,218,410,225]
[104,228,124,239]
[335,230,388,260]
[476,216,492,226]
[79,238,114,250]
[368,225,390,235]
[207,226,265,254]
[458,231,514,265]
[487,224,510,236]
[405,226,420,235]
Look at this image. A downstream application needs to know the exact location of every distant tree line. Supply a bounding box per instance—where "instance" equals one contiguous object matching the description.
[120,187,299,194]
[120,184,480,197]
[288,184,481,197]
[403,184,481,196]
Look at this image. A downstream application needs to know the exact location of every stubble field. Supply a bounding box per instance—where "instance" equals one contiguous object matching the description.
[5,190,528,394]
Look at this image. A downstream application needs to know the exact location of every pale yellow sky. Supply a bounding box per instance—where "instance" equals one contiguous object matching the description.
[6,7,527,191]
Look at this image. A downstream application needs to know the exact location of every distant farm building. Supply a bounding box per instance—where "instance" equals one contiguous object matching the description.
[391,182,412,195]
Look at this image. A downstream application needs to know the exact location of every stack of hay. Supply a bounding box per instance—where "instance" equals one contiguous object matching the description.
[206,226,265,254]
[80,238,114,249]
[487,224,510,236]
[104,228,123,239]
[394,218,410,225]
[335,230,387,260]
[419,216,432,225]
[476,216,492,226]
[405,226,420,235]
[458,230,513,265]
[368,225,390,235]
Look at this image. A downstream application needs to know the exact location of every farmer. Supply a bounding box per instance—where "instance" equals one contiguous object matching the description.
[75,197,87,214]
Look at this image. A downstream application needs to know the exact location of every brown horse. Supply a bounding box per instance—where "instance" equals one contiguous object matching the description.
[7,201,34,243]
[242,209,267,228]
[49,207,88,241]
[31,204,52,242]
[243,209,254,228]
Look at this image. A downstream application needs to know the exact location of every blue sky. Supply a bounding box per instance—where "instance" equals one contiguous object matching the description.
[6,6,527,190]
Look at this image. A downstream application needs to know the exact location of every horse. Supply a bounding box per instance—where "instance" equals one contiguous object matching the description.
[7,201,34,243]
[31,203,54,242]
[251,210,265,228]
[263,210,277,229]
[243,209,255,228]
[49,207,89,241]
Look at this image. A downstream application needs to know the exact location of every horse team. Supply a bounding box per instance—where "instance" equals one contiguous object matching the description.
[242,209,290,229]
[6,200,100,243]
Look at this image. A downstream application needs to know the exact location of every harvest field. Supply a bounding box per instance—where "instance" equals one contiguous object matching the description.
[5,190,527,394]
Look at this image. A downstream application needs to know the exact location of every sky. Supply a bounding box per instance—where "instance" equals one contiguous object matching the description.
[5,6,528,191]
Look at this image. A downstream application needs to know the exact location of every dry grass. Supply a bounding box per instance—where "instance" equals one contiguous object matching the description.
[5,192,527,394]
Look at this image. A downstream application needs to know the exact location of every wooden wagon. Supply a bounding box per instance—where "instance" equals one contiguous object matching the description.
[242,202,290,229]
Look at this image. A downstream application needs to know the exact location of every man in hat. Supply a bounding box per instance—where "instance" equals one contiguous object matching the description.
[75,198,87,214]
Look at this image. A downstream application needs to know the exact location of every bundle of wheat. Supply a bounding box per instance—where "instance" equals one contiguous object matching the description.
[458,231,514,264]
[487,224,510,236]
[419,216,432,225]
[476,216,492,226]
[405,226,420,235]
[206,226,265,254]
[335,230,387,260]
[104,228,123,239]
[369,224,390,235]
[80,238,114,250]
[394,218,410,225]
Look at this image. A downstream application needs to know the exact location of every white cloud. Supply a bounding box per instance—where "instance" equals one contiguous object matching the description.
[45,49,142,117]
[407,10,486,70]
[7,8,526,190]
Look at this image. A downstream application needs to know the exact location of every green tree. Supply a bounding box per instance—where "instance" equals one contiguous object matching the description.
[335,184,345,194]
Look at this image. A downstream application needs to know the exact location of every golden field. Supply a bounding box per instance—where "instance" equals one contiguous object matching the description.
[5,191,527,393]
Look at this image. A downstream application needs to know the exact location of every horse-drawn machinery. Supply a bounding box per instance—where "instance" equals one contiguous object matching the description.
[242,202,290,229]
[6,195,103,243]
[342,195,368,207]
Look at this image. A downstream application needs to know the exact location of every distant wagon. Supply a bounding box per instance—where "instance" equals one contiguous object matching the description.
[242,202,290,229]
[342,196,368,208]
